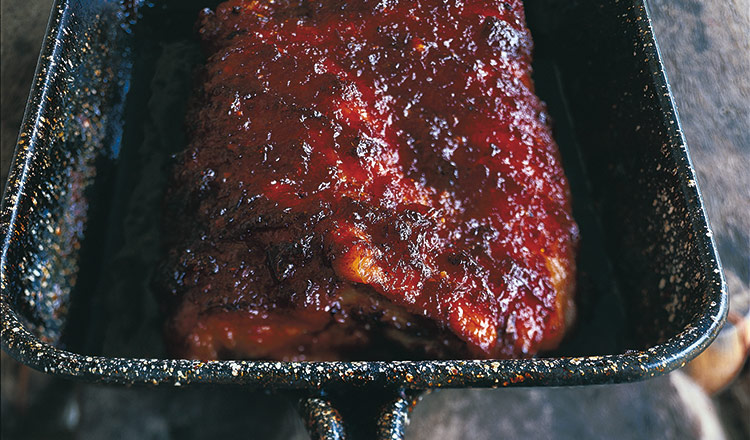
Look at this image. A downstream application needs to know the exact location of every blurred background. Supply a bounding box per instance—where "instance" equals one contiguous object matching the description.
[1,0,748,438]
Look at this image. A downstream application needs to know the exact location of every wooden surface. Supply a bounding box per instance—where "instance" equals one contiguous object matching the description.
[1,0,748,439]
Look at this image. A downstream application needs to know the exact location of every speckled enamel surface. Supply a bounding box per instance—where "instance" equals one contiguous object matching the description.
[0,0,727,423]
[300,397,346,440]
[1,0,133,343]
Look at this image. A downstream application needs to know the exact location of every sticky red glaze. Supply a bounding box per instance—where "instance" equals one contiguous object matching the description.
[160,0,579,360]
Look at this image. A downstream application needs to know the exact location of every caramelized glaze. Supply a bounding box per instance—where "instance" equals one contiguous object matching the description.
[160,0,579,360]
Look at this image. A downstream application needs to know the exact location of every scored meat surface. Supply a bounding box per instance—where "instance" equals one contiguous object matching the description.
[159,0,579,360]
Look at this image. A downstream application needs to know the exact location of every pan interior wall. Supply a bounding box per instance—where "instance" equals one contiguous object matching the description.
[5,0,710,360]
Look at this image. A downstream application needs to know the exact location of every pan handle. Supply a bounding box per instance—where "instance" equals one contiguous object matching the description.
[299,389,424,440]
[376,390,424,440]
[300,396,347,440]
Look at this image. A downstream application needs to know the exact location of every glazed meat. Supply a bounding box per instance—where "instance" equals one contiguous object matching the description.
[159,0,579,360]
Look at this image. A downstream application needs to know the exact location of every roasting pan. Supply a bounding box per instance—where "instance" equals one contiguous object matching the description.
[0,0,728,438]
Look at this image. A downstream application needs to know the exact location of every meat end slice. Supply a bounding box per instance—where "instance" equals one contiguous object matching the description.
[159,0,579,360]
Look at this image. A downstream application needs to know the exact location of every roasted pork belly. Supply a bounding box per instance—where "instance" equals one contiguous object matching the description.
[159,0,579,360]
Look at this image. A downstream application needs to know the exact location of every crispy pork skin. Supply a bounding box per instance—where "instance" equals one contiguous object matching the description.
[159,0,579,360]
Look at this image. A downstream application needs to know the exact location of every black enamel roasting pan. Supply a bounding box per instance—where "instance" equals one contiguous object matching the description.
[0,0,728,438]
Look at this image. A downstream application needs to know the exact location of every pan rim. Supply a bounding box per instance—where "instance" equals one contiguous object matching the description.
[0,0,728,389]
